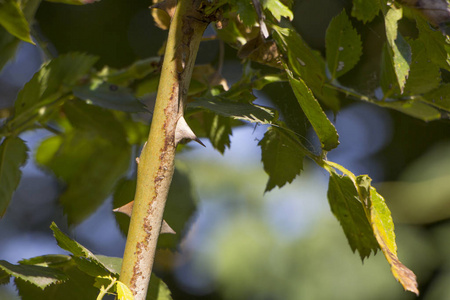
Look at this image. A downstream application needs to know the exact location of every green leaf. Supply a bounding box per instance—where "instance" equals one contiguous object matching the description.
[272,24,340,112]
[286,70,339,151]
[0,267,9,285]
[203,112,232,154]
[351,0,381,23]
[384,6,411,93]
[64,100,128,144]
[327,172,379,260]
[380,43,401,97]
[233,0,258,27]
[369,187,419,295]
[0,136,28,217]
[261,0,293,21]
[15,255,98,300]
[113,178,136,236]
[147,273,172,300]
[0,26,21,72]
[422,84,450,112]
[325,10,363,79]
[50,222,116,276]
[101,56,161,85]
[0,0,39,71]
[416,16,450,71]
[35,100,131,224]
[73,82,148,113]
[159,163,198,249]
[258,126,305,192]
[0,260,67,289]
[0,0,34,44]
[189,97,276,125]
[10,53,98,132]
[36,129,130,224]
[403,39,441,95]
[380,99,441,121]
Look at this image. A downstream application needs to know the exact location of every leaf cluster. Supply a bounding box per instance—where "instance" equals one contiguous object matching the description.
[0,223,171,299]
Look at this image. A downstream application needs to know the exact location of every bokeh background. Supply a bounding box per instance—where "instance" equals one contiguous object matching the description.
[1,0,450,299]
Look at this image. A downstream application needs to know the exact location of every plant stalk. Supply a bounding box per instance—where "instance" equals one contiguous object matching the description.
[119,1,210,298]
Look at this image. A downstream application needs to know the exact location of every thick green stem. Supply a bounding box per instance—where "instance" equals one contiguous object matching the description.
[119,1,209,299]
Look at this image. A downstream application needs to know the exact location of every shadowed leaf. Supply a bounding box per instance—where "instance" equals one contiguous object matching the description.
[73,82,148,113]
[326,10,362,79]
[351,0,381,23]
[190,97,276,125]
[327,172,379,260]
[0,137,28,217]
[258,126,305,192]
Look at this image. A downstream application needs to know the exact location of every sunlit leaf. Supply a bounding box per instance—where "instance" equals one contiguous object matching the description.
[326,10,362,79]
[116,280,134,300]
[369,188,419,295]
[0,137,28,217]
[50,222,117,276]
[327,172,379,260]
[286,70,339,151]
[261,0,293,21]
[384,6,411,93]
[351,0,381,23]
[0,260,67,290]
[100,56,161,84]
[15,255,98,300]
[258,126,305,192]
[0,0,34,44]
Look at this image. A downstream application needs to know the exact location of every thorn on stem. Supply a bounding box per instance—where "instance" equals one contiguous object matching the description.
[113,201,176,235]
[175,116,205,147]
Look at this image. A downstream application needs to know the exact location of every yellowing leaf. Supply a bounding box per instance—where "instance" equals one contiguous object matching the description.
[370,187,419,295]
[116,281,134,300]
